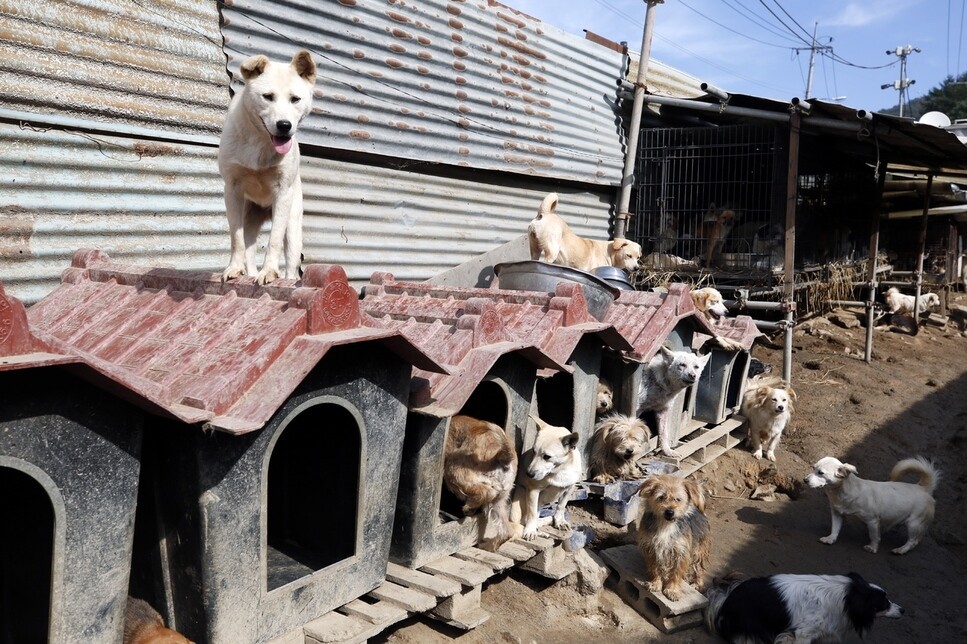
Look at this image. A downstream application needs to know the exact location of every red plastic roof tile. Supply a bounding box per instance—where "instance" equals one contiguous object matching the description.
[0,280,78,372]
[362,272,632,416]
[24,250,443,434]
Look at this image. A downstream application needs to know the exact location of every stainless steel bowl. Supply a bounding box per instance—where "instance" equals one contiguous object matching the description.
[493,260,619,320]
[592,266,635,291]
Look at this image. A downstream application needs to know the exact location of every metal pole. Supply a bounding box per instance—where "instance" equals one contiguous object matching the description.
[865,169,886,362]
[615,0,663,240]
[782,110,801,385]
[912,173,933,332]
[805,22,819,99]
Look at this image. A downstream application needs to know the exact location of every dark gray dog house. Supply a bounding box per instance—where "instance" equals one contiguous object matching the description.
[602,284,757,444]
[1,282,144,644]
[363,273,572,568]
[22,251,441,644]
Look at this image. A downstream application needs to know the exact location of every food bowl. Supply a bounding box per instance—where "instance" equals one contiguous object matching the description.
[592,266,635,291]
[493,260,619,320]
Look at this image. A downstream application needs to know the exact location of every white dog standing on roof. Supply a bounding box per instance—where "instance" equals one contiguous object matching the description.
[219,50,316,285]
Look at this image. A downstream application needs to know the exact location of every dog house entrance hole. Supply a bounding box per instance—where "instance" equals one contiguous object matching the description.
[535,372,575,430]
[266,402,360,591]
[0,467,53,643]
[440,380,510,521]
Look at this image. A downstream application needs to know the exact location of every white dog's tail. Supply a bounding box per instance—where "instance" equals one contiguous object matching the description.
[536,192,559,219]
[890,456,940,495]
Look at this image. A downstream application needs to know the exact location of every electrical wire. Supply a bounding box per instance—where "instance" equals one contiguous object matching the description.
[717,0,801,43]
[679,0,793,49]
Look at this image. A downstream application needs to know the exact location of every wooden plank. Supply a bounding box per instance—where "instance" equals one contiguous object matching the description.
[453,547,515,572]
[420,554,492,587]
[496,540,537,561]
[339,598,408,625]
[368,580,437,612]
[385,562,461,598]
[303,611,370,644]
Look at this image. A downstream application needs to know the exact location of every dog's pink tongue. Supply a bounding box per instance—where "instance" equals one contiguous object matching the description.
[272,136,293,155]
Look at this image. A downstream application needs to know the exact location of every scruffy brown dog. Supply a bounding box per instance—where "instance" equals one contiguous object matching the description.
[443,414,518,550]
[596,378,614,416]
[124,597,192,644]
[588,413,651,484]
[636,474,711,601]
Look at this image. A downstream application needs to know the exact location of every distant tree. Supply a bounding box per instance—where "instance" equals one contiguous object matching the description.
[915,71,967,121]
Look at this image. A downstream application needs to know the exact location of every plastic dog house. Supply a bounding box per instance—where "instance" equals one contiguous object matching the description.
[22,250,442,644]
[0,282,144,644]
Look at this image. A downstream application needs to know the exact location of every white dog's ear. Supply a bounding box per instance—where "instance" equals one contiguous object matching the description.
[837,463,858,478]
[240,54,270,80]
[697,352,712,367]
[659,345,675,362]
[291,50,317,84]
[529,413,551,432]
[562,432,580,451]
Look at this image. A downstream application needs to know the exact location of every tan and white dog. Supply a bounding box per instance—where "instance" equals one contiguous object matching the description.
[124,597,192,644]
[595,378,614,416]
[588,413,651,483]
[443,415,518,550]
[805,456,939,555]
[740,384,795,462]
[219,50,317,285]
[690,287,744,352]
[528,193,642,273]
[511,414,583,540]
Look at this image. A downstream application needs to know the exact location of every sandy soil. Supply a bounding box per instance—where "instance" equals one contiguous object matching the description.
[377,295,967,644]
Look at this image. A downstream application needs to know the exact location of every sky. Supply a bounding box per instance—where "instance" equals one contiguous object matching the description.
[506,0,959,115]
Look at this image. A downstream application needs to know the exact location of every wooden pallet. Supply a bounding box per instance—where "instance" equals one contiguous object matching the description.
[600,544,708,633]
[282,526,576,644]
[581,417,745,526]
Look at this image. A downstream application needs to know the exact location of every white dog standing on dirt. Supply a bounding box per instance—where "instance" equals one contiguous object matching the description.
[637,346,711,458]
[511,415,583,540]
[741,383,795,462]
[219,50,316,285]
[883,287,940,316]
[805,456,939,555]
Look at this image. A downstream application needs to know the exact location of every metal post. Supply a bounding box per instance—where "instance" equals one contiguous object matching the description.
[865,169,886,362]
[615,0,663,240]
[782,110,801,385]
[912,173,933,332]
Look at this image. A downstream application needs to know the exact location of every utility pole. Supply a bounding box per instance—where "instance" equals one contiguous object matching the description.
[881,45,920,117]
[794,23,833,99]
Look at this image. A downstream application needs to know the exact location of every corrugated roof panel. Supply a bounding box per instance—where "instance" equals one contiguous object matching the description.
[220,0,626,185]
[0,0,226,136]
[0,122,612,306]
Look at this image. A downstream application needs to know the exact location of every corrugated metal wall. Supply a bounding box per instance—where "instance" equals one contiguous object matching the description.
[220,0,626,185]
[1,0,629,304]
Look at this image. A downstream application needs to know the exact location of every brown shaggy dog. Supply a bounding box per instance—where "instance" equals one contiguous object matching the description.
[596,378,614,416]
[124,597,192,644]
[588,413,651,484]
[636,475,711,601]
[443,414,518,550]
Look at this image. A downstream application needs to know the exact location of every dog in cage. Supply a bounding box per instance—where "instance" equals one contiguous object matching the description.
[701,203,737,267]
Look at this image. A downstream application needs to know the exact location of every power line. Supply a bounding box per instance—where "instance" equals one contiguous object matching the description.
[755,0,813,46]
[679,0,793,49]
[769,0,814,42]
[717,0,801,43]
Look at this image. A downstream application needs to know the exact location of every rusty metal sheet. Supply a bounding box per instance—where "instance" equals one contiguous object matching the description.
[25,250,442,434]
[220,0,626,185]
[0,120,613,306]
[0,0,226,138]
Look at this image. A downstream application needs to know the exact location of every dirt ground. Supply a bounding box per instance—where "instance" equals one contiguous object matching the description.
[377,295,967,644]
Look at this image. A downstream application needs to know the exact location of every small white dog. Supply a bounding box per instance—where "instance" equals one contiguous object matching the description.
[637,346,711,458]
[511,415,583,540]
[883,287,940,316]
[528,193,642,273]
[740,384,795,462]
[805,456,939,554]
[588,413,651,484]
[219,50,317,285]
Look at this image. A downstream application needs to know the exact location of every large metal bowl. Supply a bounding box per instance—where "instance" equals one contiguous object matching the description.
[493,260,619,320]
[593,266,635,291]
